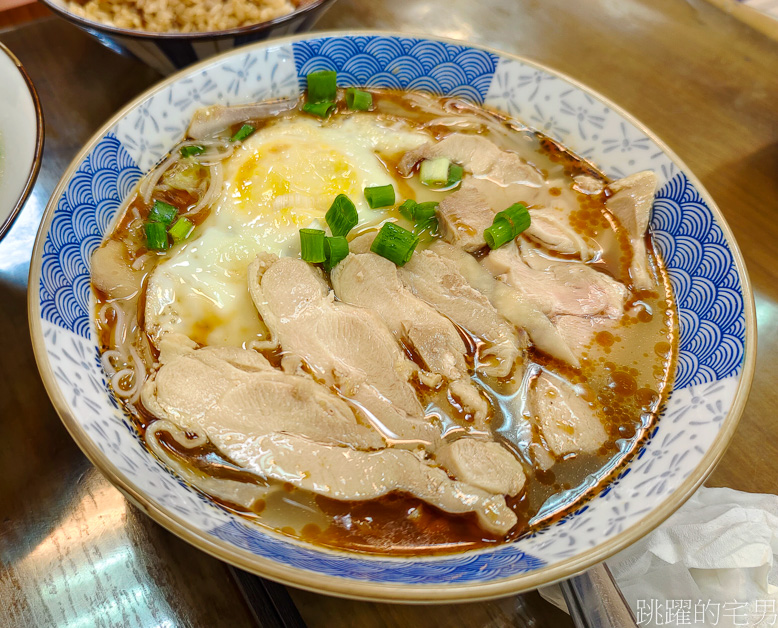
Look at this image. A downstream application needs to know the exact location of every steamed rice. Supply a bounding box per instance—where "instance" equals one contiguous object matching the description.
[66,0,298,33]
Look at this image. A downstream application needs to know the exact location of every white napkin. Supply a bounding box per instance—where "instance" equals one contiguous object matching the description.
[539,487,778,627]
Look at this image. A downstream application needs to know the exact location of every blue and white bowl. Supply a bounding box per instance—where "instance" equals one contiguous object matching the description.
[29,32,756,602]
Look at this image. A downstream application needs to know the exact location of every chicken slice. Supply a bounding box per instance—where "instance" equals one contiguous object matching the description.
[606,171,657,290]
[529,372,608,456]
[573,174,605,195]
[433,177,593,259]
[331,252,465,381]
[227,432,518,536]
[92,240,144,300]
[331,252,487,424]
[524,207,594,259]
[248,254,440,447]
[142,345,384,450]
[435,182,496,252]
[397,133,544,187]
[142,347,516,535]
[430,241,579,367]
[435,438,526,496]
[398,249,522,377]
[554,315,618,363]
[484,241,627,319]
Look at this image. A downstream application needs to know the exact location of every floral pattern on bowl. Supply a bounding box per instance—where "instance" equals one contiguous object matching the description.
[29,33,754,601]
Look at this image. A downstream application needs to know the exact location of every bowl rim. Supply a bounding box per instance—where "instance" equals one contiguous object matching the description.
[0,42,44,242]
[27,30,757,603]
[39,0,336,40]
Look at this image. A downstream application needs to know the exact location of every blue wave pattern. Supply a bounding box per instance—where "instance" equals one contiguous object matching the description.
[652,173,745,388]
[291,36,498,103]
[210,520,545,583]
[40,134,142,337]
[34,38,748,584]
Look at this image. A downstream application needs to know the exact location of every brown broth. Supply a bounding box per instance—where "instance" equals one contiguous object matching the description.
[92,88,678,555]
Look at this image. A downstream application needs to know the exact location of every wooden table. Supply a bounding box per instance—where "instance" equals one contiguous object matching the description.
[1,0,776,625]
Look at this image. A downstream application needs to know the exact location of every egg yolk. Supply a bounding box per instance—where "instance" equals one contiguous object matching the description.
[231,140,359,227]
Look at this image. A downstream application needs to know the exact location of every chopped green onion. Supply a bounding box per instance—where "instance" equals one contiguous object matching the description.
[230,124,255,142]
[420,158,451,186]
[364,184,395,209]
[145,222,169,251]
[302,101,336,118]
[483,203,531,249]
[413,201,439,223]
[148,200,178,225]
[398,199,438,232]
[447,163,464,186]
[370,222,419,266]
[307,70,337,103]
[168,217,194,242]
[399,199,417,220]
[484,219,514,250]
[412,202,439,235]
[325,194,358,237]
[324,235,349,271]
[346,88,372,110]
[494,203,531,236]
[300,228,326,263]
[180,145,205,158]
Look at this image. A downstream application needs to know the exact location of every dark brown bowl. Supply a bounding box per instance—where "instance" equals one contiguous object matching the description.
[39,0,338,74]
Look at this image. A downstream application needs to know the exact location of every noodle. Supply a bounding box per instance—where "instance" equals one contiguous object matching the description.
[90,89,678,553]
[186,162,223,216]
[140,151,180,204]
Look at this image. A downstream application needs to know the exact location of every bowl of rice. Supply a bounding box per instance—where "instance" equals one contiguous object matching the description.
[39,0,337,75]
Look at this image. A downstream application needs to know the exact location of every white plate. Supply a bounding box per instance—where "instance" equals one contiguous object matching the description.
[0,42,43,241]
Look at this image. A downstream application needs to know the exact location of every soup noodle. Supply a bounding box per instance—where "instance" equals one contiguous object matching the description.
[90,86,677,554]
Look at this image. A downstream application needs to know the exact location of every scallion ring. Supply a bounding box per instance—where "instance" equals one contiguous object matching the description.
[145,221,169,251]
[399,199,417,221]
[324,235,349,271]
[494,203,531,236]
[306,70,337,103]
[364,184,395,209]
[180,145,205,158]
[168,217,195,242]
[300,228,326,263]
[302,101,336,119]
[370,222,419,266]
[484,219,515,250]
[230,124,255,142]
[148,200,178,225]
[346,88,372,110]
[420,158,450,186]
[325,194,358,237]
[446,163,464,186]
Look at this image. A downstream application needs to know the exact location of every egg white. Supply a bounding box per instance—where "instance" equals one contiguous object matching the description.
[145,114,431,348]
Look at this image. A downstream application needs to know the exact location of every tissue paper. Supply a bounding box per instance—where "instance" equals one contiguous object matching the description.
[540,487,778,627]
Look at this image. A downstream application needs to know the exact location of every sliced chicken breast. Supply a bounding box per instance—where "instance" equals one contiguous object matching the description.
[484,241,627,319]
[248,254,440,447]
[142,346,517,535]
[435,438,526,496]
[331,252,488,423]
[528,372,608,457]
[227,432,518,536]
[606,170,658,290]
[142,345,383,450]
[398,248,523,377]
[397,132,544,187]
[430,241,579,367]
